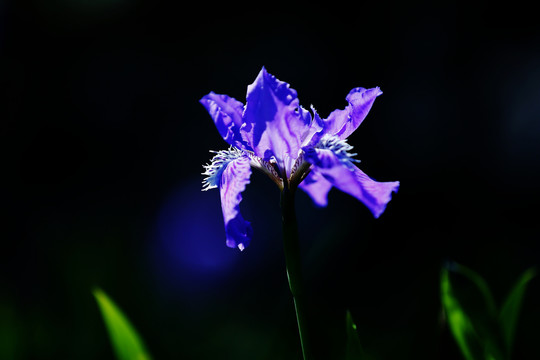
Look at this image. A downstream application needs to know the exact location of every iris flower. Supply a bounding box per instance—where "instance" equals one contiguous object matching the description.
[201,67,399,251]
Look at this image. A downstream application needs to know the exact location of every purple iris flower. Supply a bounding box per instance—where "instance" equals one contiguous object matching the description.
[201,67,399,251]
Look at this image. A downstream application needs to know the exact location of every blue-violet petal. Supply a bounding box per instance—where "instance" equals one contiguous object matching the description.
[323,87,382,140]
[219,154,253,250]
[241,67,311,174]
[202,148,253,250]
[200,92,251,150]
[304,148,399,218]
[298,170,333,207]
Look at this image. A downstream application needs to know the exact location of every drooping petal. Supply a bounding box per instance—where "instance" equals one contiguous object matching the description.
[202,148,253,250]
[241,67,311,174]
[200,92,251,150]
[219,154,253,250]
[304,147,399,218]
[298,170,333,207]
[322,87,382,140]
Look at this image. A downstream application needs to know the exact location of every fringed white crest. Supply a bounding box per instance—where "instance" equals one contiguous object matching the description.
[315,134,360,169]
[202,147,245,191]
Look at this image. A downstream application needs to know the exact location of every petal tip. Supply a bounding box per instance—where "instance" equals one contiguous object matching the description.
[199,91,216,103]
[255,66,270,83]
[372,181,399,218]
[313,199,329,208]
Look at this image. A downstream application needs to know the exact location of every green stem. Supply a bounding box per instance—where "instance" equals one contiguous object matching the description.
[281,187,312,360]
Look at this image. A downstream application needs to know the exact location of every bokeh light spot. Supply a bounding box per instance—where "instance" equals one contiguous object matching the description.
[153,179,239,290]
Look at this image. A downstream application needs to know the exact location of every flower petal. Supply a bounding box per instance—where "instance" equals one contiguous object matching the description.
[301,105,325,148]
[200,92,251,150]
[219,156,253,250]
[219,154,253,250]
[323,87,382,140]
[241,67,310,174]
[298,170,333,207]
[304,148,399,218]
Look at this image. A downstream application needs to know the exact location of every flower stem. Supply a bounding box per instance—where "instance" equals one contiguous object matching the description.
[281,187,312,360]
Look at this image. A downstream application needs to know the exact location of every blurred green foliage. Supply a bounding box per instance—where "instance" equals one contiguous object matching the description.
[441,267,484,360]
[346,310,371,360]
[499,268,536,354]
[93,288,152,360]
[441,263,536,360]
[0,303,19,360]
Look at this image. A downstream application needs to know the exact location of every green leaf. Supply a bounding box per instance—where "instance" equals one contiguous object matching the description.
[440,268,484,360]
[453,263,497,318]
[93,288,152,360]
[499,267,536,353]
[345,310,370,360]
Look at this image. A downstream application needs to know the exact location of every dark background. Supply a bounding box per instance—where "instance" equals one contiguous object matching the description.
[2,0,540,359]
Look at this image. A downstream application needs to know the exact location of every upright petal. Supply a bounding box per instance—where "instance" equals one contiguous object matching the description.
[219,155,253,250]
[241,67,310,174]
[304,148,399,218]
[200,92,251,150]
[322,87,382,140]
[336,87,383,139]
[298,170,333,207]
[301,105,325,148]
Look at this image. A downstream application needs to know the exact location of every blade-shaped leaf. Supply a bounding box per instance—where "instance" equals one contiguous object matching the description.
[453,263,497,318]
[93,288,152,360]
[440,268,483,360]
[345,310,370,360]
[499,267,536,353]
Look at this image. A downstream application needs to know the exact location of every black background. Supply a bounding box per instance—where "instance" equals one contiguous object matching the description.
[2,0,540,359]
